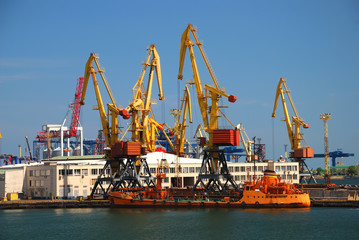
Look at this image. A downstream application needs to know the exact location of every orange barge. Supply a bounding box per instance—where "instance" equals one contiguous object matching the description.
[108,170,310,208]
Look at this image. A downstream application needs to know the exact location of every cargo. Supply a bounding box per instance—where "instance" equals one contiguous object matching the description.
[123,142,141,156]
[294,148,307,158]
[111,141,141,156]
[306,147,314,158]
[293,148,314,158]
[212,129,240,146]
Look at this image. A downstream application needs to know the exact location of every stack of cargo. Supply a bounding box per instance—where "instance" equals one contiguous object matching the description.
[212,129,240,146]
[111,141,141,157]
[291,147,314,158]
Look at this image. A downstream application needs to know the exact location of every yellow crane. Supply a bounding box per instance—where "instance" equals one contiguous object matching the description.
[120,44,166,151]
[114,45,173,189]
[193,124,208,140]
[177,24,239,191]
[236,123,254,162]
[81,53,121,149]
[170,84,193,156]
[80,53,157,197]
[272,78,316,183]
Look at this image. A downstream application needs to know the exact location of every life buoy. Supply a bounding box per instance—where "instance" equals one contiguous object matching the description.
[255,201,260,207]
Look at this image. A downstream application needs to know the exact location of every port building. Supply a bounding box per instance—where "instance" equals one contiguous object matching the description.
[22,153,299,199]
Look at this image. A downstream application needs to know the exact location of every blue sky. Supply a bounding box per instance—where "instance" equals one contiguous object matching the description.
[0,0,358,169]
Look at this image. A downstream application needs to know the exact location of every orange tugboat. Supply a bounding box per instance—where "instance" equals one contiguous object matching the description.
[108,170,310,208]
[237,170,311,208]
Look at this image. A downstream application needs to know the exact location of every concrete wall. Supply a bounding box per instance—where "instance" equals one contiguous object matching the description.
[0,169,25,198]
[307,188,359,199]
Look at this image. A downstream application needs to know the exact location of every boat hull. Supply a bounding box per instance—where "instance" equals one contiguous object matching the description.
[108,192,310,208]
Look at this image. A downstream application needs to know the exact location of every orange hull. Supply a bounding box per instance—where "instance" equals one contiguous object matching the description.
[108,191,310,208]
[238,190,310,207]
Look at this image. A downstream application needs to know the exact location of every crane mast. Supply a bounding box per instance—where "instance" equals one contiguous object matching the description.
[177,24,239,192]
[320,113,331,183]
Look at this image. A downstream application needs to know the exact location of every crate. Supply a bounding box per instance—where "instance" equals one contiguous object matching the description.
[293,148,314,158]
[212,129,240,146]
[306,147,314,158]
[111,141,141,156]
[123,142,141,156]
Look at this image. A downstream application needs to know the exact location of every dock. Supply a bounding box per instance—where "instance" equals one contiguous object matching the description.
[0,199,110,209]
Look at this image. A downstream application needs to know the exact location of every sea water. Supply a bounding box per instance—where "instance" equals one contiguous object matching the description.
[0,207,358,240]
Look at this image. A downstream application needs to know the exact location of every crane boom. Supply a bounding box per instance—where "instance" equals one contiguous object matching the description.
[272,78,309,151]
[236,124,253,162]
[81,53,120,147]
[177,84,192,155]
[120,45,165,150]
[68,77,84,137]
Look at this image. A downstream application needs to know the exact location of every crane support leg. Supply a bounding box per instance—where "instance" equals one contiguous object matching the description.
[193,149,238,192]
[90,157,156,198]
[298,159,317,184]
[113,156,156,189]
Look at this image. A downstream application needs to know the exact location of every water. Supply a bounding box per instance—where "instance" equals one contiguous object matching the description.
[1,207,358,240]
[315,177,359,186]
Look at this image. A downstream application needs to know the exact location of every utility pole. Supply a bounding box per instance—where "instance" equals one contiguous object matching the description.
[284,144,288,160]
[320,113,331,184]
[18,145,21,158]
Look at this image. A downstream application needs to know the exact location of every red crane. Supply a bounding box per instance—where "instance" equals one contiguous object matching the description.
[67,77,84,137]
[36,77,84,141]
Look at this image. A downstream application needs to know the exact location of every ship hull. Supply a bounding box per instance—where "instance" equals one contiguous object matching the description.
[108,192,310,208]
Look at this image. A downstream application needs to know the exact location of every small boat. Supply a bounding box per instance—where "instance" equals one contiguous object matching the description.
[108,170,310,208]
